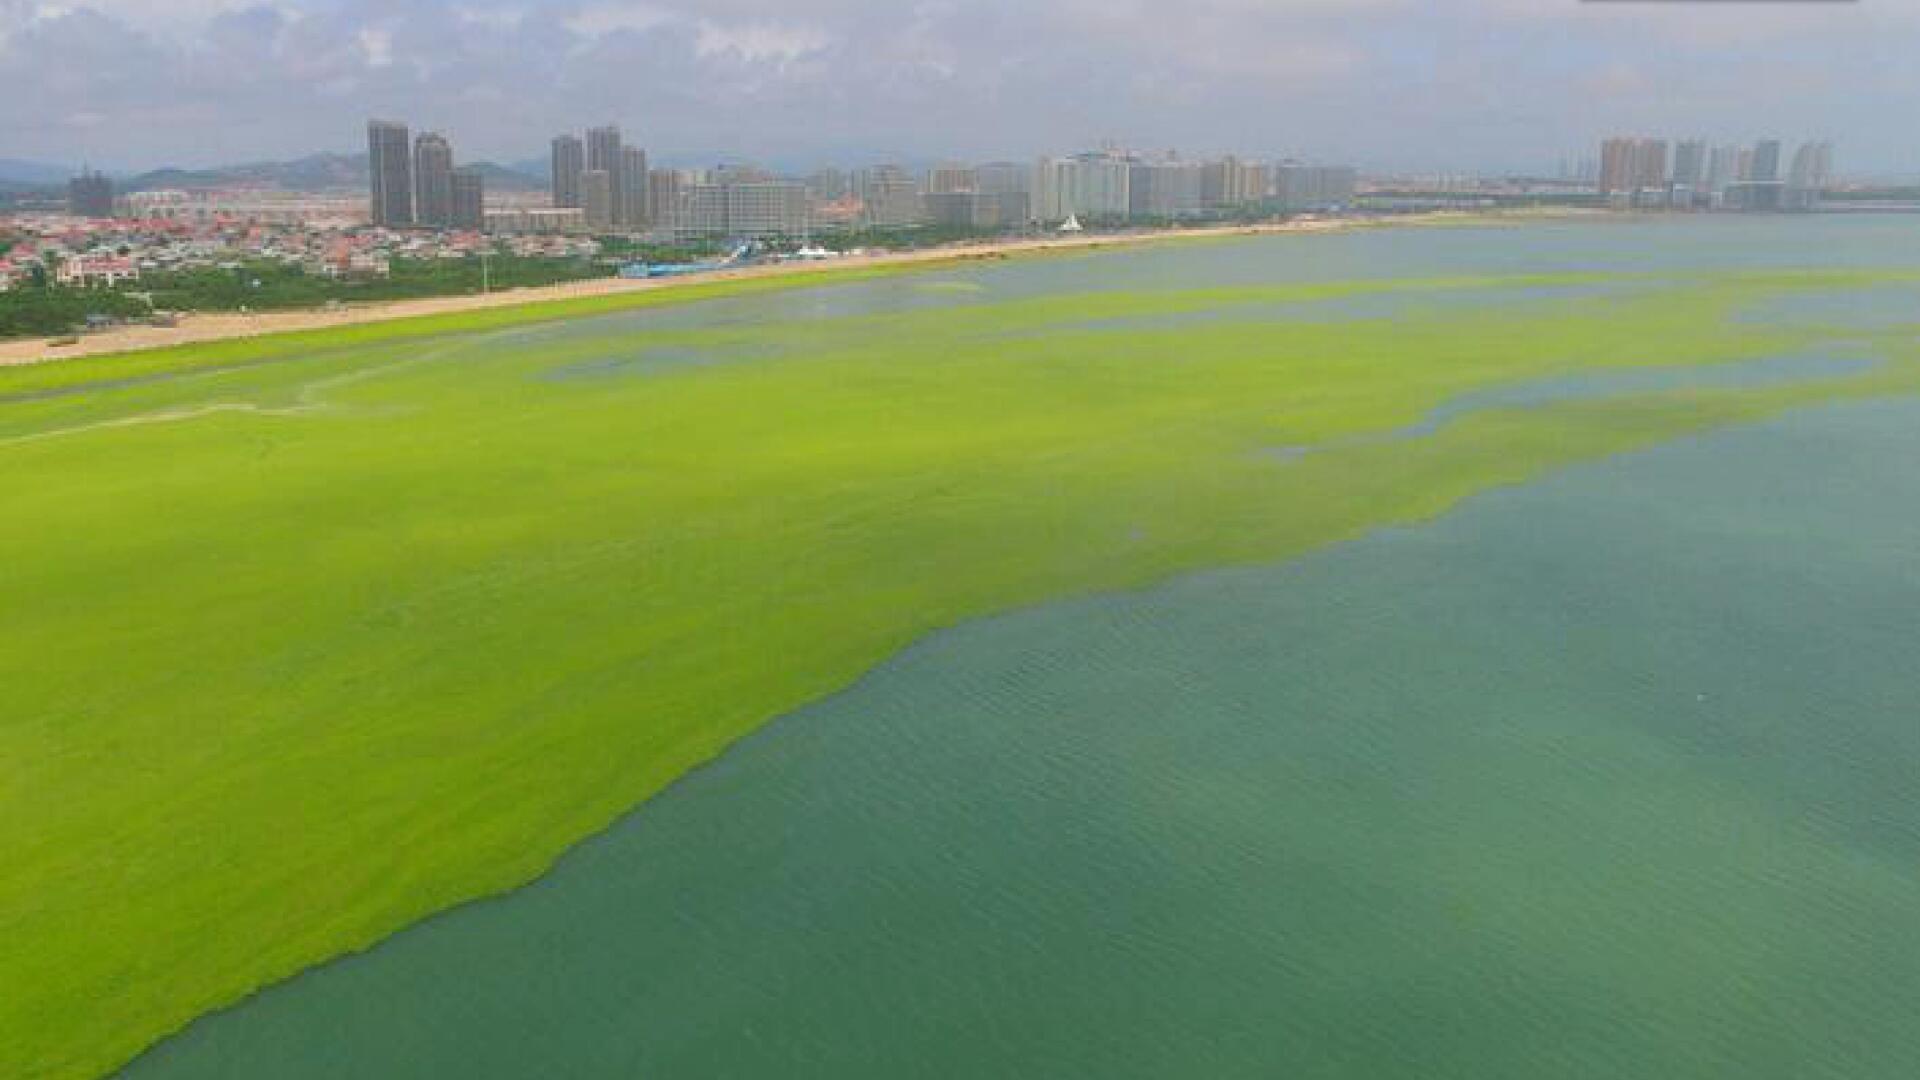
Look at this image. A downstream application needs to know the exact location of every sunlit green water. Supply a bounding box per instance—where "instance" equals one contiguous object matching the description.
[122,218,1920,1078]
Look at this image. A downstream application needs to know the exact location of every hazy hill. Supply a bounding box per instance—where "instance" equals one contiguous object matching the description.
[119,154,546,194]
[0,159,71,186]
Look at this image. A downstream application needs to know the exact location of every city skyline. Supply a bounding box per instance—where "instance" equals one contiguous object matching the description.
[3,0,1913,176]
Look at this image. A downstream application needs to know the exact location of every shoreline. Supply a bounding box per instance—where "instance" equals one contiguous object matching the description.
[0,209,1589,367]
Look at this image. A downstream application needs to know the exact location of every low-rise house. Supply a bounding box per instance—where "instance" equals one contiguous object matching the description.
[311,250,391,278]
[55,255,141,287]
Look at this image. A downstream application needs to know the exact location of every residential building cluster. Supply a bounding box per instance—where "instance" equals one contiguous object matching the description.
[0,210,598,294]
[1597,136,1834,211]
[541,129,1359,240]
[381,119,1360,241]
[121,190,369,227]
[367,119,488,230]
[33,119,1365,256]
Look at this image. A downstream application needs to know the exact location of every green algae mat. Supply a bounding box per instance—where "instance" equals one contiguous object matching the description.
[8,230,1920,1078]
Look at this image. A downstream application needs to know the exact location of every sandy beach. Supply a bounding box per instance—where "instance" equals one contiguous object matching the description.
[0,212,1550,367]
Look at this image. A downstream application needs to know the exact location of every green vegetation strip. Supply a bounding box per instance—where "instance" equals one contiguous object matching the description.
[6,261,1920,1079]
[0,262,932,398]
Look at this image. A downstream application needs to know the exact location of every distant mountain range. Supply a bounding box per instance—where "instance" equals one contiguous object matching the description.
[0,154,547,195]
[0,159,75,187]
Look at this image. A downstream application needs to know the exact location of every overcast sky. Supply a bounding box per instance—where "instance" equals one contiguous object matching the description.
[4,0,1916,175]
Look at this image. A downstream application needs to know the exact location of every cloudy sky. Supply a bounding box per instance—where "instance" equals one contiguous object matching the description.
[4,0,1916,175]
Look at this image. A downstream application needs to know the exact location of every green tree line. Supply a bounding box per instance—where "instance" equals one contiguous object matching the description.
[0,254,616,339]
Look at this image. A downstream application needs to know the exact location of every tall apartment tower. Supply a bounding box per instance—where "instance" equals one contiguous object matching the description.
[1598,137,1635,196]
[450,167,485,231]
[68,170,114,218]
[1597,137,1669,200]
[582,169,614,231]
[587,125,624,221]
[368,119,414,228]
[648,169,686,234]
[551,134,585,209]
[854,164,925,227]
[1750,140,1782,184]
[1785,142,1834,210]
[1794,142,1834,190]
[1706,145,1741,194]
[1672,140,1708,188]
[807,168,849,201]
[927,163,977,195]
[1634,139,1669,192]
[413,132,455,228]
[620,145,649,227]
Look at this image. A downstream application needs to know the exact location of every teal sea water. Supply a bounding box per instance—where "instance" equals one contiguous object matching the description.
[125,218,1920,1078]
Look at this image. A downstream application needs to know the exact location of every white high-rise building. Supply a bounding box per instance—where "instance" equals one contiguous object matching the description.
[1032,154,1131,222]
[1706,145,1741,195]
[1786,142,1834,210]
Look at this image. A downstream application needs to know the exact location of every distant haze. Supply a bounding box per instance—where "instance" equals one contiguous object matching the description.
[3,0,1914,175]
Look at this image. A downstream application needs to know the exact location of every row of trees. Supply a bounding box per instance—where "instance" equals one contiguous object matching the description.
[0,287,150,339]
[0,253,616,338]
[134,255,608,313]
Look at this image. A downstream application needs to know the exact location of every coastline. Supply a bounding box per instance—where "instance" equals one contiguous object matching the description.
[0,209,1589,367]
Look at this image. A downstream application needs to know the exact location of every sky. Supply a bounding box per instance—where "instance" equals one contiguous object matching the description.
[3,0,1917,176]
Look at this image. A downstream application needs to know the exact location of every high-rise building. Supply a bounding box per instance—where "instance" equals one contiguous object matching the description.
[1667,140,1708,209]
[1200,156,1270,208]
[1634,139,1669,192]
[679,183,729,237]
[1724,139,1789,211]
[973,162,1033,223]
[368,120,414,227]
[807,168,849,202]
[924,190,1030,229]
[1274,164,1357,212]
[1032,154,1131,222]
[1798,142,1833,189]
[1786,141,1833,210]
[413,132,455,228]
[551,134,585,209]
[1706,145,1741,195]
[726,180,810,237]
[648,169,688,234]
[587,125,624,222]
[712,163,775,185]
[974,162,1031,196]
[1672,140,1708,188]
[927,163,977,195]
[854,165,925,227]
[1598,138,1634,196]
[1597,137,1669,203]
[1200,160,1230,208]
[620,146,649,227]
[582,169,614,230]
[925,192,983,228]
[450,167,485,231]
[663,173,809,239]
[68,170,114,218]
[1129,159,1204,218]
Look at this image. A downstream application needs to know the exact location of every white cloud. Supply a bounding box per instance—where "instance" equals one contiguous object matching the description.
[458,6,526,31]
[356,25,392,68]
[565,1,672,38]
[30,0,268,34]
[3,0,1915,173]
[693,20,829,63]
